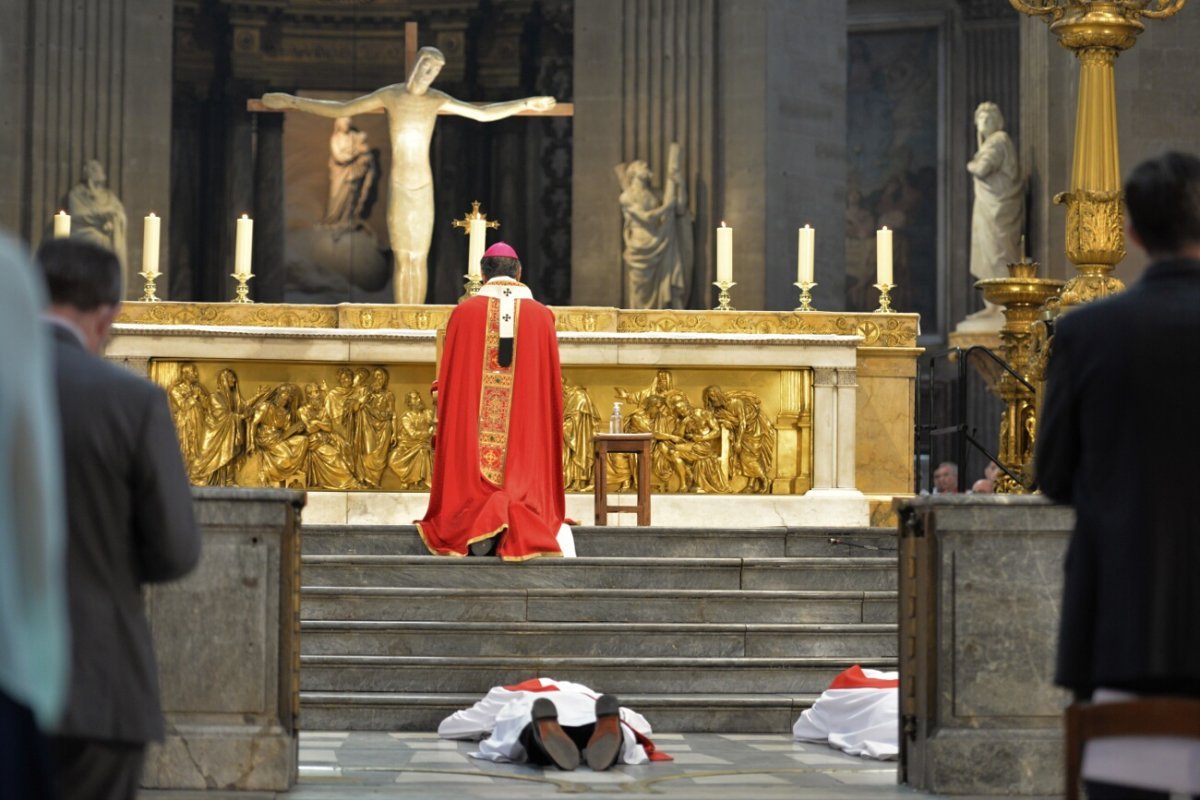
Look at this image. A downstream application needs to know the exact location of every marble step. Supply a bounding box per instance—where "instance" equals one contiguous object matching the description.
[301,586,898,624]
[299,655,898,695]
[299,691,819,733]
[301,524,898,559]
[299,620,898,659]
[301,555,898,592]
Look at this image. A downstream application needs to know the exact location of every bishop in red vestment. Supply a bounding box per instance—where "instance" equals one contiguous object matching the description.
[416,243,568,560]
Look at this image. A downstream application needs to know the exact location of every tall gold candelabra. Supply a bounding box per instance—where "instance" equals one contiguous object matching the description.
[1010,0,1186,308]
[976,258,1064,493]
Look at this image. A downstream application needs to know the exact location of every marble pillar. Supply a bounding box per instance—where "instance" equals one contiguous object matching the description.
[897,495,1073,796]
[0,0,173,299]
[142,487,303,792]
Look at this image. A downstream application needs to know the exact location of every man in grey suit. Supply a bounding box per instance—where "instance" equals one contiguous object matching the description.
[36,239,202,800]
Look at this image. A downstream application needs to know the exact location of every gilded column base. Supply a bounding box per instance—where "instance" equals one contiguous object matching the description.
[1059,270,1125,307]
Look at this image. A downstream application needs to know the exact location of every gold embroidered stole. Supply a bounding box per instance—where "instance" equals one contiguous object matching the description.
[477,296,520,485]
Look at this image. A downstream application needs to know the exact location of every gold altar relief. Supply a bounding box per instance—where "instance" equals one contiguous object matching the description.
[119,302,337,328]
[562,378,601,491]
[579,368,787,495]
[153,361,436,491]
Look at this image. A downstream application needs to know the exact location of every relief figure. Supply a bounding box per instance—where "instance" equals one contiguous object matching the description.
[247,383,308,488]
[389,391,435,489]
[562,378,600,491]
[191,368,246,486]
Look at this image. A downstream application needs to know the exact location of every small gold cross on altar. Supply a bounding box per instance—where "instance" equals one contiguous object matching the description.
[452,201,501,236]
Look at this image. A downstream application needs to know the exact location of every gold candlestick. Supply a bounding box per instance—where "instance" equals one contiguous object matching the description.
[873,283,895,314]
[713,280,736,311]
[231,272,254,303]
[794,281,817,312]
[463,273,483,299]
[139,271,162,302]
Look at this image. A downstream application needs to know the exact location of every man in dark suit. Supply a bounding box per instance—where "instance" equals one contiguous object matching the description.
[1037,152,1200,799]
[36,239,201,800]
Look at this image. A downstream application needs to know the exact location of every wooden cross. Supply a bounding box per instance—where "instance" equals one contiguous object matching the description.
[246,21,574,117]
[452,201,501,236]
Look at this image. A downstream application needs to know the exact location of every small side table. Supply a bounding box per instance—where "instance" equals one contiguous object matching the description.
[593,432,653,526]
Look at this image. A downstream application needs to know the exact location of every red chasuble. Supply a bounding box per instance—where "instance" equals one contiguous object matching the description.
[415,279,566,560]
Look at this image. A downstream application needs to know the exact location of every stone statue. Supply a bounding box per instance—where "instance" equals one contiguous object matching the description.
[614,143,694,310]
[966,102,1023,320]
[323,117,379,232]
[68,159,127,274]
[262,47,556,304]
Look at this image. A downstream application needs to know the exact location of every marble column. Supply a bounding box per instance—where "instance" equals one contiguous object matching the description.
[0,0,173,298]
[811,367,837,491]
[836,368,858,490]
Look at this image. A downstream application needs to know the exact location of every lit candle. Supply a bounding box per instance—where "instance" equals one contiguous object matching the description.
[234,214,254,276]
[54,211,70,239]
[797,225,815,284]
[716,222,733,283]
[876,226,893,286]
[467,217,485,279]
[142,213,161,275]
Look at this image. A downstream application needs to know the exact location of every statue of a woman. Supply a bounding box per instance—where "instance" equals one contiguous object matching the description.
[615,143,694,310]
[323,118,379,232]
[967,102,1023,318]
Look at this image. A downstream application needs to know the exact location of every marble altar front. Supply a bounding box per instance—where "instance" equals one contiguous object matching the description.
[111,303,921,527]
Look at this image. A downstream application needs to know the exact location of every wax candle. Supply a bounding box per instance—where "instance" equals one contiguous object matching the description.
[468,218,485,279]
[54,211,70,239]
[716,222,733,283]
[142,213,161,275]
[797,225,815,284]
[234,214,254,276]
[876,226,893,286]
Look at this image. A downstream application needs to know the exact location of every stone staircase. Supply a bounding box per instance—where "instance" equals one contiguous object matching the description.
[299,525,898,733]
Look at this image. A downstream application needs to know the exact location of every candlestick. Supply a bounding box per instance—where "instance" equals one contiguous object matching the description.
[873,283,895,314]
[230,271,254,303]
[876,226,893,286]
[713,280,736,311]
[463,273,483,299]
[467,217,485,279]
[797,225,815,284]
[716,222,733,284]
[139,211,163,301]
[234,214,254,276]
[54,211,70,239]
[794,281,818,312]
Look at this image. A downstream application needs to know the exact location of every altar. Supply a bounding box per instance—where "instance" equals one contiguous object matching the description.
[111,303,920,528]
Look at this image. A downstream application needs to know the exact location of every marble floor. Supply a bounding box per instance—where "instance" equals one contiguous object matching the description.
[141,730,1056,800]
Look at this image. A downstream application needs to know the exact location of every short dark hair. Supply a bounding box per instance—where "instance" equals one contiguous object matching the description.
[481,255,520,280]
[1124,151,1200,255]
[35,239,122,310]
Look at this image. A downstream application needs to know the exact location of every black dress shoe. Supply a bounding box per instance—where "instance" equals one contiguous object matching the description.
[529,698,580,770]
[469,536,497,557]
[584,694,622,771]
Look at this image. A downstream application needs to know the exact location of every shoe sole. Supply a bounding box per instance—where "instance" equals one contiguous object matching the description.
[531,698,580,771]
[585,694,622,771]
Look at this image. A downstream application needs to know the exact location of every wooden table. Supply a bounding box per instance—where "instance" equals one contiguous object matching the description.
[593,432,653,526]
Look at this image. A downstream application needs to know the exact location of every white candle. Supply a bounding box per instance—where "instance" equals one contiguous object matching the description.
[876,226,893,286]
[54,211,70,239]
[797,225,815,284]
[467,217,485,279]
[234,214,254,276]
[716,222,733,283]
[142,213,161,275]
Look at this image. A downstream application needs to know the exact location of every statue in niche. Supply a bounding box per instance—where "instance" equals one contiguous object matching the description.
[299,382,360,490]
[562,378,601,492]
[167,363,208,465]
[247,384,309,488]
[389,391,435,490]
[262,47,556,304]
[68,159,128,275]
[354,368,396,489]
[614,143,694,310]
[322,118,379,234]
[965,102,1023,323]
[703,385,774,494]
[191,368,247,486]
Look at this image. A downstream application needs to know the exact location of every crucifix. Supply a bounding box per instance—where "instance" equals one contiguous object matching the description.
[452,200,501,297]
[249,21,573,305]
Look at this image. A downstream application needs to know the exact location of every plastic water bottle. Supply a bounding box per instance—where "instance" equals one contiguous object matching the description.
[609,402,623,433]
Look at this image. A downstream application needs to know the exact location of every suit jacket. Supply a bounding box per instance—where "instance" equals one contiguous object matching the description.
[1036,258,1200,695]
[49,325,201,743]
